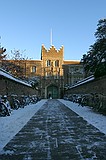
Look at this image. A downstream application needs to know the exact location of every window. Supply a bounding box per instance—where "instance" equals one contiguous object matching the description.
[47,60,51,66]
[31,66,36,73]
[55,60,59,67]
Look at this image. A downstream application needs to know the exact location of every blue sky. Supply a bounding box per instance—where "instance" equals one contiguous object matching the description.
[0,0,106,60]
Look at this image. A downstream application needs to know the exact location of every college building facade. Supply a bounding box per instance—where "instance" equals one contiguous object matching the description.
[2,45,84,98]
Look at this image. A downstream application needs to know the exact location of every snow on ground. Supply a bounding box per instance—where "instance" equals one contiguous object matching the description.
[0,99,106,152]
[0,99,47,151]
[59,99,106,135]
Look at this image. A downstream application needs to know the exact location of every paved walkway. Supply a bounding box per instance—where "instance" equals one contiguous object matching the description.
[0,100,106,160]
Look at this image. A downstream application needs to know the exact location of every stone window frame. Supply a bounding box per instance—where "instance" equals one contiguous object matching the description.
[47,60,51,67]
[55,60,59,67]
[31,66,36,73]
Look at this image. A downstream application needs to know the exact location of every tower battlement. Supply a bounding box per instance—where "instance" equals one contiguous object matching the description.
[41,45,64,60]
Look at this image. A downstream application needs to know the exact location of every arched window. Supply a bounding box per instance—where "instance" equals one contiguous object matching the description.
[55,60,59,67]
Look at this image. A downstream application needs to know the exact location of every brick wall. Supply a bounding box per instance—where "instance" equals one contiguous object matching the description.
[65,76,106,95]
[0,76,38,96]
[64,76,106,114]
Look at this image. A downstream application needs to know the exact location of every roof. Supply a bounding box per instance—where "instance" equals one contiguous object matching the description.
[63,60,80,65]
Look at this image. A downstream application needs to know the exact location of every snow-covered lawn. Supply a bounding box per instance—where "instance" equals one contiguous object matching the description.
[0,99,106,152]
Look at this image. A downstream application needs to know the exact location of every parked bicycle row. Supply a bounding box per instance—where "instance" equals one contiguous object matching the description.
[64,93,106,115]
[0,94,41,117]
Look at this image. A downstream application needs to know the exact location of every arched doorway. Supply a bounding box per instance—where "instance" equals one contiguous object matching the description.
[47,85,58,99]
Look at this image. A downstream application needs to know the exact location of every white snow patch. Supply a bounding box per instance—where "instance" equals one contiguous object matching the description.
[0,99,47,151]
[59,99,106,135]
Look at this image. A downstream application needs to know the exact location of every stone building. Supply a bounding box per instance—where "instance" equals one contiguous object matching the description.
[62,63,84,88]
[2,44,84,98]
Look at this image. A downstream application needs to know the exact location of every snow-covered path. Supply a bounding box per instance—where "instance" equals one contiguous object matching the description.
[0,99,106,153]
[59,99,106,135]
[0,99,106,160]
[0,100,47,151]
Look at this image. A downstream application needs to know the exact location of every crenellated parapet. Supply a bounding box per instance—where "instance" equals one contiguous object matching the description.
[41,44,64,60]
[41,44,48,53]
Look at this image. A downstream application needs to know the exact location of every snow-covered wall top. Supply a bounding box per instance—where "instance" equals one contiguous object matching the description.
[69,75,95,89]
[0,68,31,87]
